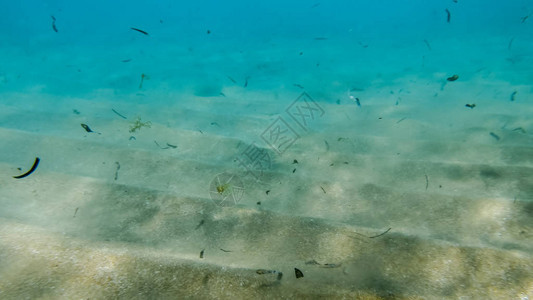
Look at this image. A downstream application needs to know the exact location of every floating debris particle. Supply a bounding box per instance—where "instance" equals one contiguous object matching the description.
[306,260,341,268]
[13,157,40,179]
[195,220,205,230]
[81,123,93,133]
[349,95,361,107]
[368,227,392,238]
[294,268,304,279]
[447,74,459,81]
[256,269,283,280]
[131,27,149,35]
[51,15,58,32]
[465,103,476,109]
[508,37,514,50]
[423,39,431,50]
[73,207,79,218]
[200,249,205,259]
[73,109,80,115]
[81,123,100,134]
[512,127,526,133]
[445,9,451,23]
[293,159,298,164]
[226,76,237,84]
[112,109,127,119]
[510,91,517,101]
[490,132,500,141]
[154,140,170,149]
[139,73,149,89]
[321,263,342,268]
[129,116,151,133]
[114,162,120,181]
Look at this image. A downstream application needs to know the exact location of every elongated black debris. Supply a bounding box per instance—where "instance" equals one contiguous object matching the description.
[154,140,170,149]
[112,109,127,119]
[226,76,237,84]
[305,259,341,268]
[352,227,392,239]
[131,27,149,35]
[195,219,205,230]
[114,162,120,181]
[368,227,391,238]
[51,15,58,32]
[13,157,40,179]
[490,132,500,141]
[423,39,431,50]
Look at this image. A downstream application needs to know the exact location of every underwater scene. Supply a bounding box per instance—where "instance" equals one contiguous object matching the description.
[0,0,532,299]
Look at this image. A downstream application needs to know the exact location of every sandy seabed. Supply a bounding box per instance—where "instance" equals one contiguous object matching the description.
[0,35,532,299]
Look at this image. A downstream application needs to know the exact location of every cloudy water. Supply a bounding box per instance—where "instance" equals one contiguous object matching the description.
[0,0,532,299]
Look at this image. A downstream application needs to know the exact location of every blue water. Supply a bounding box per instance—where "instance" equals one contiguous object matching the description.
[1,1,532,299]
[1,0,532,94]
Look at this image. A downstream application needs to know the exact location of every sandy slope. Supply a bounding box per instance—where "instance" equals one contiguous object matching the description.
[0,37,532,298]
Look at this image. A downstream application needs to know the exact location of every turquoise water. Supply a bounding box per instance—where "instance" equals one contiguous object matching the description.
[1,1,532,299]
